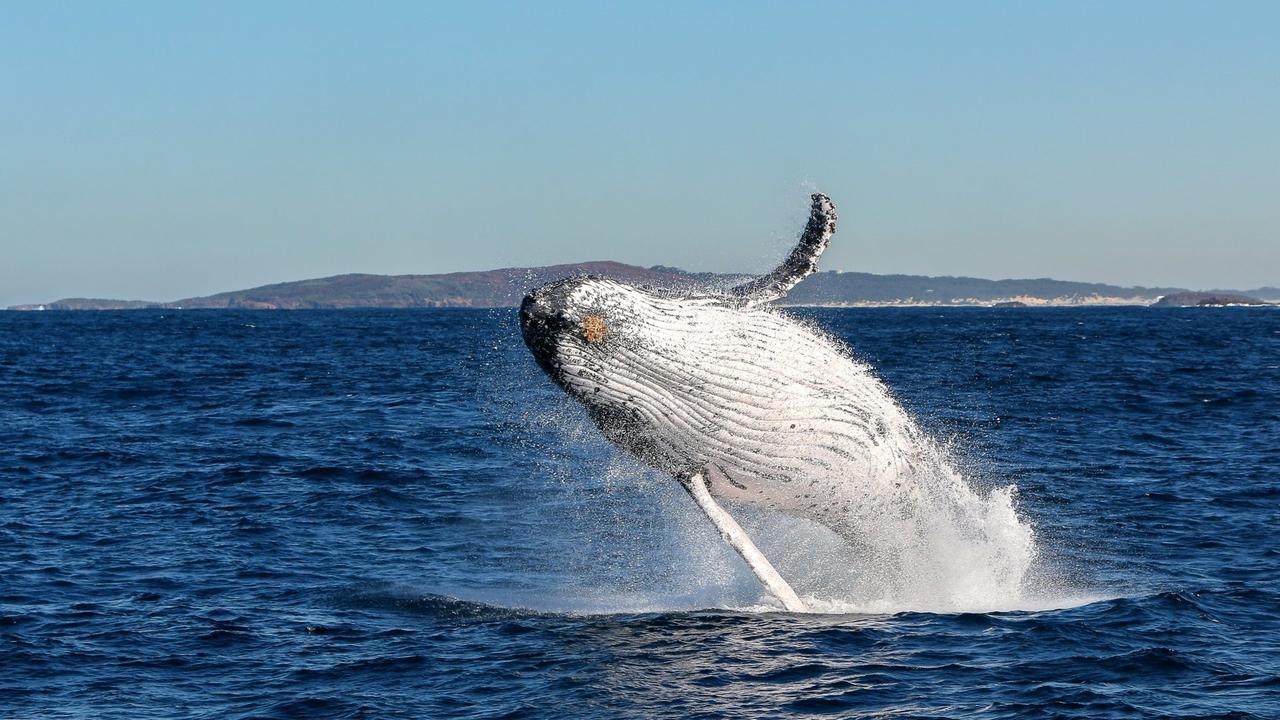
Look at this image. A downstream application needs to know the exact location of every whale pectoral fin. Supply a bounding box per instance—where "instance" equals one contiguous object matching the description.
[730,193,837,305]
[681,472,808,613]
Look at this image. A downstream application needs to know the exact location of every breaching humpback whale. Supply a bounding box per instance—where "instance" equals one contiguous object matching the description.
[520,194,937,612]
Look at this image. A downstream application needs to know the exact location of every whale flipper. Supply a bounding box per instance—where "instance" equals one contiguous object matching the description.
[682,472,808,612]
[730,193,837,305]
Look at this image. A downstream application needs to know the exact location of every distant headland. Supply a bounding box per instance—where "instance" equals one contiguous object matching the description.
[1148,292,1270,308]
[8,263,1277,310]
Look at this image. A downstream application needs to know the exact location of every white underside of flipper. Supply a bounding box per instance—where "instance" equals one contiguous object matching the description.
[683,473,808,613]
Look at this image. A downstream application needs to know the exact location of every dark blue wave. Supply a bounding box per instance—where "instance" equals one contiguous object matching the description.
[1,307,1277,718]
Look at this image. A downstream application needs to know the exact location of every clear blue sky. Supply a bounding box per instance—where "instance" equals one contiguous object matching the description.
[3,2,1277,305]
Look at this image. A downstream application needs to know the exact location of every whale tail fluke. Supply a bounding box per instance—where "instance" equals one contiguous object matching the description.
[731,193,837,305]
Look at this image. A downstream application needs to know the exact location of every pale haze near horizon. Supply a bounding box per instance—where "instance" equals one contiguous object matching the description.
[2,2,1277,307]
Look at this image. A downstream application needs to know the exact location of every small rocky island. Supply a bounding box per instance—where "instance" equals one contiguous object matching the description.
[1151,292,1269,307]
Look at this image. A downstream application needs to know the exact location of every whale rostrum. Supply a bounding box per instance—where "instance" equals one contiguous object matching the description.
[520,194,934,612]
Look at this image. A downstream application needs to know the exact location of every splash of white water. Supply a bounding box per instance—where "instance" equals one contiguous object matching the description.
[498,322,1080,616]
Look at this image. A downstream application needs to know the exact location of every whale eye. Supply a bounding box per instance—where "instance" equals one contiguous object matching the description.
[581,314,608,343]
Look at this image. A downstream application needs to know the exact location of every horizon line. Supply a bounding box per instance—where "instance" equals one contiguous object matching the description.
[7,260,1276,310]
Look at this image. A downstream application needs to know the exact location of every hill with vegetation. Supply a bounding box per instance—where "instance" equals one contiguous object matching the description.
[8,264,1273,309]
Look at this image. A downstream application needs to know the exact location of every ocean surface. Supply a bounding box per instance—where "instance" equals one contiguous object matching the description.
[1,307,1277,719]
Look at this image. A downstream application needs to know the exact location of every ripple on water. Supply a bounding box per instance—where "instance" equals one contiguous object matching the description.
[0,308,1277,719]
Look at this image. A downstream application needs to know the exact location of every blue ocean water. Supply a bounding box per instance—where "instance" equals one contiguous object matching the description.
[1,307,1277,719]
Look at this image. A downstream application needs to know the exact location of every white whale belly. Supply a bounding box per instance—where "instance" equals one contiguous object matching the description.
[559,301,930,525]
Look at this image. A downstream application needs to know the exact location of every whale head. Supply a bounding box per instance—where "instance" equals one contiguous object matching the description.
[520,276,702,471]
[520,276,670,396]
